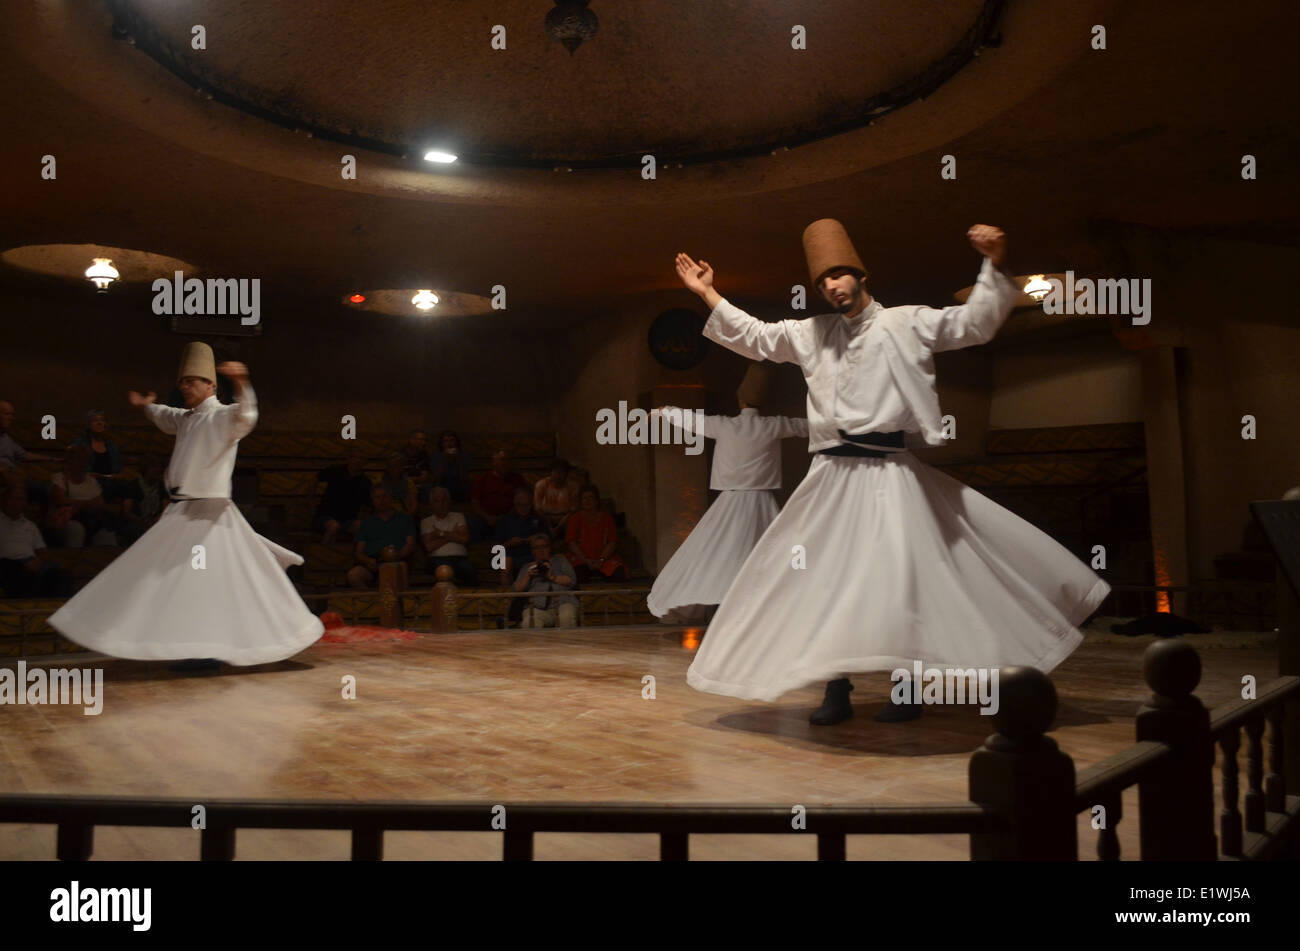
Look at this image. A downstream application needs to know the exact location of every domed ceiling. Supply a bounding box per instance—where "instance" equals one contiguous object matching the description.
[105,0,1001,168]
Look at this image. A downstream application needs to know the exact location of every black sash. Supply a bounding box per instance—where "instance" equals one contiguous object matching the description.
[819,430,905,458]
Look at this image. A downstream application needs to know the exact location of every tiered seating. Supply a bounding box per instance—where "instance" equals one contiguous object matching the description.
[0,599,82,657]
[3,420,656,653]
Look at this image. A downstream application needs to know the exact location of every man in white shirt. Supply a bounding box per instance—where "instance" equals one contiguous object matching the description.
[0,399,56,473]
[648,363,808,622]
[673,221,1109,725]
[0,478,64,596]
[48,343,323,667]
[420,486,477,586]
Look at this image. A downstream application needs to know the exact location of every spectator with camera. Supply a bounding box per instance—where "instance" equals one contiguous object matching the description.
[512,533,578,628]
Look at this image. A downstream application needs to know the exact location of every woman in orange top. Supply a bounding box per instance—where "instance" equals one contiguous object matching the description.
[565,485,629,582]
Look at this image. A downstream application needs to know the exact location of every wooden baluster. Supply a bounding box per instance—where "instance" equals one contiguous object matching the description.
[351,827,383,860]
[430,565,456,634]
[1244,717,1266,832]
[503,828,533,861]
[201,823,236,861]
[968,667,1077,860]
[1096,792,1121,861]
[377,561,407,628]
[1136,638,1217,859]
[56,823,93,861]
[817,832,846,861]
[1266,705,1286,812]
[660,832,688,861]
[1218,728,1242,857]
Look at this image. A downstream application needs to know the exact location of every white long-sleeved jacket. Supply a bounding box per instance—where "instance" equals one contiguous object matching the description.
[656,406,808,490]
[144,385,258,499]
[702,258,1021,452]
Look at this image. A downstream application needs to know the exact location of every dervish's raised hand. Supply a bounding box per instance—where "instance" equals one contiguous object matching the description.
[217,361,250,383]
[966,225,1007,268]
[675,252,714,296]
[127,390,157,408]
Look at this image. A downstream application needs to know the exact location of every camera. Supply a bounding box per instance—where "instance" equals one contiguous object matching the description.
[531,560,551,576]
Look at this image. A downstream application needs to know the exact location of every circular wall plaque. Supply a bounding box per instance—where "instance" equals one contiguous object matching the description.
[648,308,708,370]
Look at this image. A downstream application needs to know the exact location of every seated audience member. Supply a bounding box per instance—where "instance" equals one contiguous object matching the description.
[46,444,115,547]
[0,477,66,597]
[534,458,580,535]
[0,399,56,474]
[314,447,372,543]
[566,485,630,583]
[494,487,549,626]
[118,456,168,546]
[402,429,432,487]
[71,410,129,501]
[380,450,418,518]
[0,400,56,502]
[512,533,578,629]
[429,429,470,502]
[348,486,417,589]
[420,486,477,586]
[494,487,549,582]
[470,449,526,540]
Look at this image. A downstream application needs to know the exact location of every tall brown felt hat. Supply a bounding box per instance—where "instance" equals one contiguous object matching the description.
[737,361,774,410]
[176,342,216,383]
[802,218,867,288]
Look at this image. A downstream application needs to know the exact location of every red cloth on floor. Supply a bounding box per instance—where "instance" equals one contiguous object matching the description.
[319,625,421,643]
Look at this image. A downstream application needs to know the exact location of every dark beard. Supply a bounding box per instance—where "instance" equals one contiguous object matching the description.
[834,297,855,314]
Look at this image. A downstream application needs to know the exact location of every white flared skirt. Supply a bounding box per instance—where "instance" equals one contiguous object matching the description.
[686,452,1110,701]
[648,489,780,621]
[48,499,323,665]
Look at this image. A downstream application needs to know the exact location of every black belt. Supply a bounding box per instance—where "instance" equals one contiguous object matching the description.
[818,430,905,458]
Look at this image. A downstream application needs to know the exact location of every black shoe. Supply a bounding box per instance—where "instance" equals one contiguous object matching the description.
[810,678,854,725]
[873,695,923,722]
[169,658,222,673]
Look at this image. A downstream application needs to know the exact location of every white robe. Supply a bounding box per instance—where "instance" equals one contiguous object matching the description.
[686,260,1110,701]
[647,407,807,621]
[49,387,323,665]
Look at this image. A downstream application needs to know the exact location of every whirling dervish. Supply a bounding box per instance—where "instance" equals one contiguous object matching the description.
[672,220,1109,724]
[648,362,809,623]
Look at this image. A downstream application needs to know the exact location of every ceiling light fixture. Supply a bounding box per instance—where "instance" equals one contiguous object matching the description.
[1023,274,1051,302]
[423,150,458,164]
[411,289,439,311]
[84,257,120,292]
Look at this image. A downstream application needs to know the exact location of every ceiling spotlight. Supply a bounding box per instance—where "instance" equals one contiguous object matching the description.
[349,293,366,303]
[1023,274,1052,302]
[84,257,120,292]
[423,150,458,164]
[412,289,439,311]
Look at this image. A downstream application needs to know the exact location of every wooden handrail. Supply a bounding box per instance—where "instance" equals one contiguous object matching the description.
[1209,676,1300,738]
[1073,741,1172,812]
